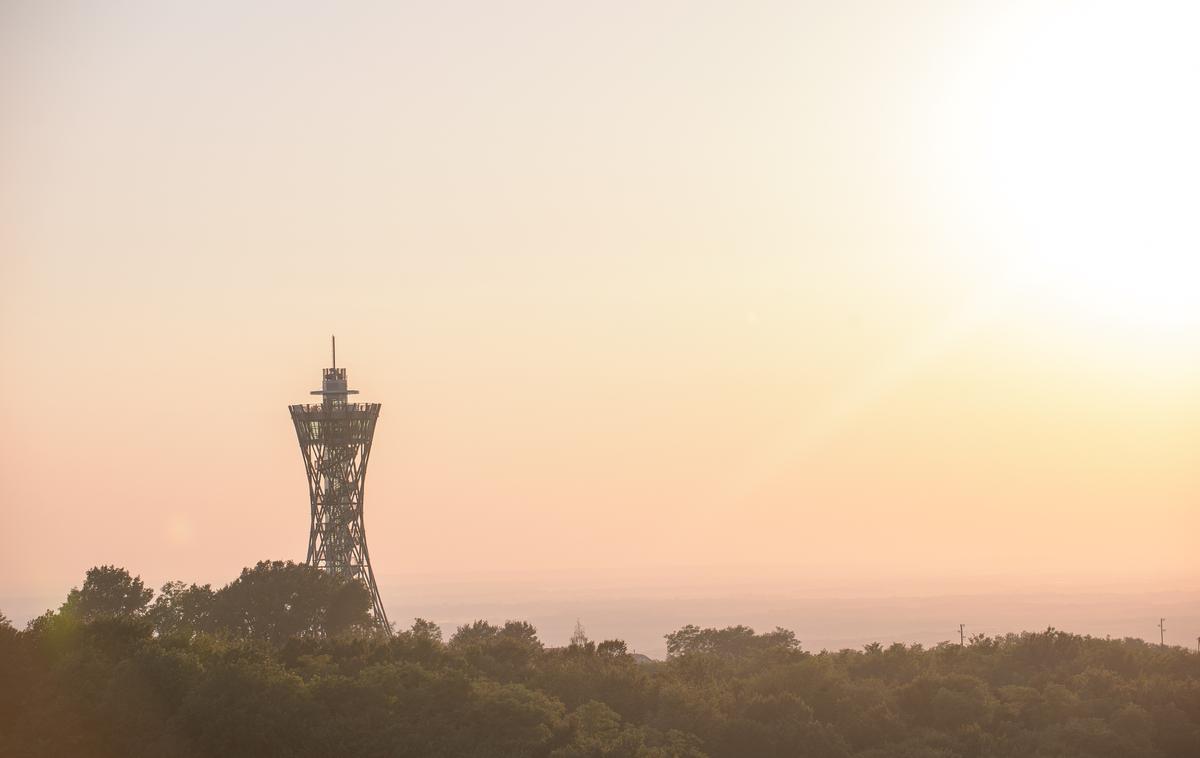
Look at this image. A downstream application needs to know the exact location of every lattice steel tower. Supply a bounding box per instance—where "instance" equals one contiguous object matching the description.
[289,337,390,633]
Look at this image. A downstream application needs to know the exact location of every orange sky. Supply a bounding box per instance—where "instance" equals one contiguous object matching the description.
[1,2,1197,624]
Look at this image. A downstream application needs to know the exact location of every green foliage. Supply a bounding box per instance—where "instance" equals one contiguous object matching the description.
[450,619,546,682]
[149,581,216,637]
[665,624,799,658]
[62,565,153,621]
[207,560,375,644]
[410,617,443,642]
[2,570,1199,758]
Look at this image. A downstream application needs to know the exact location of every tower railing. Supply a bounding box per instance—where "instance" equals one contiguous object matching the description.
[289,402,381,415]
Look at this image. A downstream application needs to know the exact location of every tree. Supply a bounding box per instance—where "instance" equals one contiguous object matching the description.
[325,575,377,637]
[209,560,374,645]
[570,619,589,648]
[62,565,153,621]
[463,680,563,755]
[148,581,216,637]
[409,617,443,642]
[450,619,500,647]
[9,567,1200,758]
[450,620,545,682]
[665,624,800,658]
[597,639,629,657]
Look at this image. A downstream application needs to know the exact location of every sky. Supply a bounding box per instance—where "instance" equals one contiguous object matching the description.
[1,1,1197,647]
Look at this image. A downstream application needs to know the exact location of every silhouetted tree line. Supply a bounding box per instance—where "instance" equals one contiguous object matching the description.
[2,564,1198,757]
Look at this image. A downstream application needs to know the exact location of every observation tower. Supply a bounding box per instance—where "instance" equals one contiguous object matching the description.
[289,337,390,633]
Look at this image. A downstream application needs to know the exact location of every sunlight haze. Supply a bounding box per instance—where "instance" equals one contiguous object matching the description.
[1,1,1197,648]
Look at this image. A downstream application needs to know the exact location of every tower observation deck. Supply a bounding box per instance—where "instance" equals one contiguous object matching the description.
[288,337,390,633]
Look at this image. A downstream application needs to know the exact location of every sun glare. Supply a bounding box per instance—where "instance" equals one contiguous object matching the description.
[949,3,1200,329]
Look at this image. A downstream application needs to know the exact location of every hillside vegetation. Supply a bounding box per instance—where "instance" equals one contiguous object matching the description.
[1,564,1197,757]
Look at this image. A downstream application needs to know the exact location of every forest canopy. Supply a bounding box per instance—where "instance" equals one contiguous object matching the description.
[1,564,1197,758]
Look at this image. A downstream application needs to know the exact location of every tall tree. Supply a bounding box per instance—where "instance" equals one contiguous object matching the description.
[148,580,216,637]
[570,619,589,648]
[209,560,373,645]
[62,565,153,621]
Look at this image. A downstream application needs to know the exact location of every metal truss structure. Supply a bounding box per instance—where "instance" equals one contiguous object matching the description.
[289,338,390,633]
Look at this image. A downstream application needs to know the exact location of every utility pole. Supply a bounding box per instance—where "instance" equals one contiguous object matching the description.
[959,623,965,647]
[1158,618,1165,647]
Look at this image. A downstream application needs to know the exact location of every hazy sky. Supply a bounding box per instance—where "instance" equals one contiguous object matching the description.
[1,2,1197,630]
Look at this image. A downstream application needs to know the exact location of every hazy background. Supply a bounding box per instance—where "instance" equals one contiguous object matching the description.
[2,1,1197,654]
